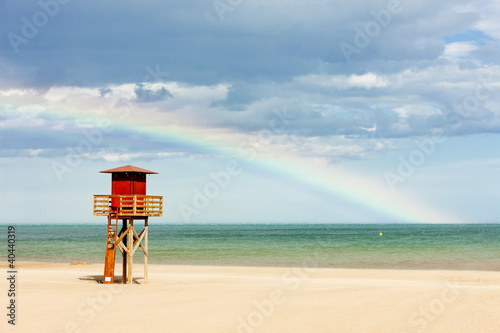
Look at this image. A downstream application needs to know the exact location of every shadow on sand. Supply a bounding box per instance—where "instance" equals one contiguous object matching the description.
[79,275,144,284]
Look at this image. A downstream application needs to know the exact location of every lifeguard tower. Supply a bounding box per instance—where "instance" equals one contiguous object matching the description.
[93,165,163,284]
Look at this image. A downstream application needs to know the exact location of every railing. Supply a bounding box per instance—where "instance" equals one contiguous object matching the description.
[93,195,163,217]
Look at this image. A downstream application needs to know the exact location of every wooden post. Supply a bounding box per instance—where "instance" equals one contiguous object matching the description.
[128,218,133,284]
[144,218,148,284]
[121,219,127,284]
[103,214,118,284]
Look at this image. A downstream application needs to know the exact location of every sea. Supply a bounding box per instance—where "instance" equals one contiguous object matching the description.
[2,223,499,271]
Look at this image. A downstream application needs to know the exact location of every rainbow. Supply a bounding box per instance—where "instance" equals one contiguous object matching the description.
[1,87,459,223]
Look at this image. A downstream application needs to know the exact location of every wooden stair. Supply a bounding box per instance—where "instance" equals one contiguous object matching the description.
[103,213,119,284]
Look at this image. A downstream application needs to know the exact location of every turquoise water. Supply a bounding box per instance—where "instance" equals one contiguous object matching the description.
[1,224,499,271]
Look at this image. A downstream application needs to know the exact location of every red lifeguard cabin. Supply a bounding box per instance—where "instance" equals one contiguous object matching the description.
[93,165,163,284]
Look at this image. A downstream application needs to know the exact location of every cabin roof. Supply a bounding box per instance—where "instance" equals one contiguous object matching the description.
[99,165,159,174]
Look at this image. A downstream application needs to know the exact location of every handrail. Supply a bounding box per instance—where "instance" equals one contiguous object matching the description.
[93,195,163,217]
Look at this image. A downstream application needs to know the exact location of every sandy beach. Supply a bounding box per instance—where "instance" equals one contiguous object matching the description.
[2,262,500,333]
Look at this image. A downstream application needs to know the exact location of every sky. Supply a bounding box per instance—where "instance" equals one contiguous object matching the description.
[1,0,500,224]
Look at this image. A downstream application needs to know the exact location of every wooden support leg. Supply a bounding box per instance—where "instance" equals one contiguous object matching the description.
[144,218,148,284]
[121,219,127,284]
[103,214,118,284]
[128,218,133,284]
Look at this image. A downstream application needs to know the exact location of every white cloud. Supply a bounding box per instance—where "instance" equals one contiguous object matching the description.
[92,151,186,162]
[392,104,440,119]
[44,86,102,102]
[294,72,389,90]
[473,0,500,40]
[0,89,30,97]
[346,73,389,89]
[441,41,478,59]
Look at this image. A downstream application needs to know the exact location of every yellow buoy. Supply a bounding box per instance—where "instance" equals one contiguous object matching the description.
[379,232,383,236]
